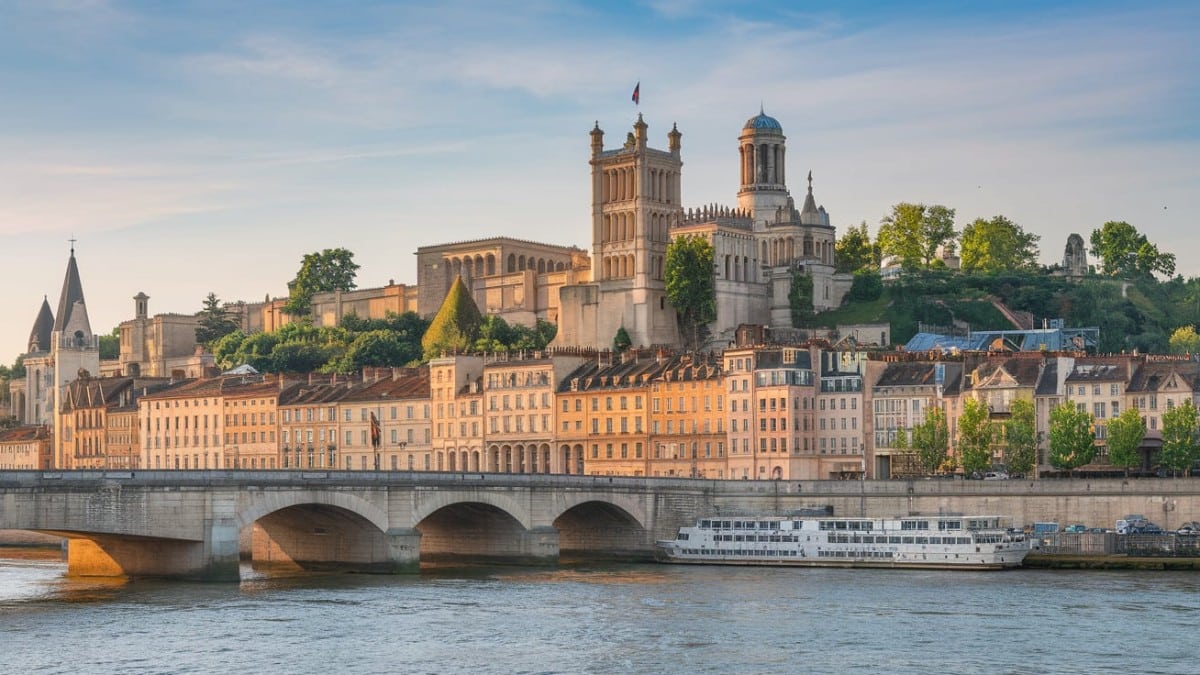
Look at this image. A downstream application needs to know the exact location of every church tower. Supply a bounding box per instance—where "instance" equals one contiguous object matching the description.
[737,108,791,225]
[49,244,99,467]
[586,115,683,348]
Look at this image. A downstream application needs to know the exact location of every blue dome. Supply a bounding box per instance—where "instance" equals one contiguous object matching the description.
[744,112,782,131]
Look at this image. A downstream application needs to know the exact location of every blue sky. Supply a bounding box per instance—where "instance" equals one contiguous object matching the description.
[1,0,1197,362]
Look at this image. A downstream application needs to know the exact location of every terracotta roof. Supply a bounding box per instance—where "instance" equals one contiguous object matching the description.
[0,425,51,443]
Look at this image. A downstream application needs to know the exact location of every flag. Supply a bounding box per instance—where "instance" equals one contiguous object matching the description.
[632,82,640,105]
[369,411,381,450]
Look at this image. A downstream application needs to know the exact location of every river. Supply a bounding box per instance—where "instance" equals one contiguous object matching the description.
[0,549,1195,674]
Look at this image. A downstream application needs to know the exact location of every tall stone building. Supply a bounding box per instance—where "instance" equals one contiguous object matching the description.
[556,115,684,349]
[555,110,851,351]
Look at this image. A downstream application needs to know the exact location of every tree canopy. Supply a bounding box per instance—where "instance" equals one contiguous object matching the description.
[877,203,956,270]
[788,270,815,328]
[196,292,241,346]
[1168,326,1200,354]
[1048,402,1096,474]
[835,222,878,273]
[1089,221,1176,278]
[957,397,993,475]
[283,248,360,316]
[1106,406,1146,475]
[98,327,120,360]
[422,276,483,360]
[1003,399,1038,476]
[664,235,716,349]
[912,405,950,474]
[1160,400,1199,476]
[959,215,1040,273]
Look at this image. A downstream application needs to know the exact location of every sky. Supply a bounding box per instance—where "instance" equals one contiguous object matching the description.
[1,0,1198,363]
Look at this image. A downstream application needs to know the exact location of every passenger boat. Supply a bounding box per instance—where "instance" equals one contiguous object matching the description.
[656,514,1029,570]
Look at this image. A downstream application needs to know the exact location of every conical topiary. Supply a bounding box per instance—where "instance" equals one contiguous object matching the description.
[422,276,484,359]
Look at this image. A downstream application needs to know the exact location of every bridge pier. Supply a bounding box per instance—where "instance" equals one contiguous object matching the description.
[64,527,239,582]
[386,528,422,573]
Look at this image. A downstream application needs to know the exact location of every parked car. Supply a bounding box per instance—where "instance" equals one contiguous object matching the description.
[982,471,1009,480]
[1063,524,1087,533]
[1176,521,1200,535]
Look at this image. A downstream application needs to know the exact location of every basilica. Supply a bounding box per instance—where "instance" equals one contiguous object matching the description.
[552,108,851,350]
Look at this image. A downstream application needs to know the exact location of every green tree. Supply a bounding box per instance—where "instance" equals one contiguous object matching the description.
[473,315,517,353]
[835,222,878,273]
[331,330,418,373]
[1048,402,1096,475]
[98,327,120,360]
[912,405,950,474]
[196,292,241,346]
[1106,406,1146,476]
[877,203,956,269]
[613,326,632,353]
[664,235,717,350]
[0,416,17,430]
[959,215,1040,273]
[848,269,883,302]
[958,397,994,476]
[1089,221,1176,278]
[1168,326,1200,354]
[283,248,360,316]
[422,276,483,360]
[1003,399,1038,476]
[1160,400,1199,476]
[788,270,814,328]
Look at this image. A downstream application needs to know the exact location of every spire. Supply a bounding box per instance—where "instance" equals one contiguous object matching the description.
[800,170,819,217]
[28,296,54,353]
[52,244,90,337]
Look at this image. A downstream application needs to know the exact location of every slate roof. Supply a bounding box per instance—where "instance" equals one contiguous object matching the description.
[27,297,53,353]
[52,250,87,334]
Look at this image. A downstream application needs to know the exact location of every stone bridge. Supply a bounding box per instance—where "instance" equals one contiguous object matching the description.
[1,471,1198,580]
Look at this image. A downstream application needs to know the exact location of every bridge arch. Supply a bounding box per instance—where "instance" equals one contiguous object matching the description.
[236,489,390,533]
[409,489,530,529]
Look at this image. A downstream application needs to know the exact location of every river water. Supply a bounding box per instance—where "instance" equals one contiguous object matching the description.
[0,549,1195,675]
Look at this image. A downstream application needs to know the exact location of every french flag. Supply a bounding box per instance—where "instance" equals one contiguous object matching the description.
[632,82,640,105]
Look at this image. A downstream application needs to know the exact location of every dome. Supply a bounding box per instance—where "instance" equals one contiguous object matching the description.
[743,111,782,132]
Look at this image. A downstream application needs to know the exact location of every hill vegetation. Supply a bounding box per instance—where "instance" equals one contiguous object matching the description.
[819,209,1200,352]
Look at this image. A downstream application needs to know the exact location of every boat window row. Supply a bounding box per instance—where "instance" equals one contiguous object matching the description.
[937,520,963,531]
[712,534,800,543]
[817,520,874,531]
[699,520,784,530]
[817,550,894,559]
[900,520,929,530]
[828,534,972,545]
[686,549,803,557]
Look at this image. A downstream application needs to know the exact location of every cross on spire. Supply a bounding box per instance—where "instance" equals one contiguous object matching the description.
[69,235,76,256]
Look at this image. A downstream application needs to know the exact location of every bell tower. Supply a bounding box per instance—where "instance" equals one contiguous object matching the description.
[587,115,683,348]
[737,107,790,225]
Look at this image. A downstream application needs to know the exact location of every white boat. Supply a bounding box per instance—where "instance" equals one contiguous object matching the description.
[656,514,1030,570]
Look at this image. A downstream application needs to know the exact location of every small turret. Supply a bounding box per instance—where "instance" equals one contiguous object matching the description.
[668,122,681,154]
[590,121,604,158]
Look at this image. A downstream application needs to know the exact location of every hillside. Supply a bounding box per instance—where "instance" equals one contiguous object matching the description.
[814,270,1200,351]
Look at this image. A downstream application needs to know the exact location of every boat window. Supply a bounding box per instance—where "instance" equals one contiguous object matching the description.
[938,520,963,531]
[902,536,914,544]
[889,536,901,544]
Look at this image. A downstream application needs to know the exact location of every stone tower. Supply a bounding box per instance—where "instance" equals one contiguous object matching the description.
[50,245,99,466]
[737,108,791,226]
[585,115,683,348]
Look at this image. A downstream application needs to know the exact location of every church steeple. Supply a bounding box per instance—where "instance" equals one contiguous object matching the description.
[52,243,90,339]
[27,296,54,353]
